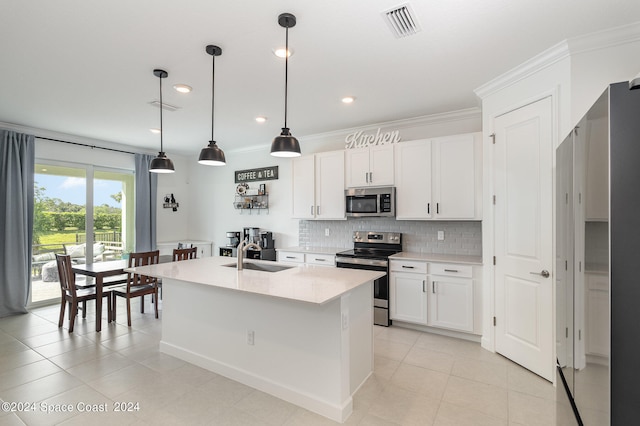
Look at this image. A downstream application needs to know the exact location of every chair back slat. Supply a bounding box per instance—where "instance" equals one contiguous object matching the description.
[173,247,197,261]
[127,250,159,289]
[55,254,76,296]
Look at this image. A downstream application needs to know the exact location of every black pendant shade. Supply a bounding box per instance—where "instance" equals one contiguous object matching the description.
[150,69,175,173]
[270,13,301,158]
[271,127,300,157]
[199,45,226,166]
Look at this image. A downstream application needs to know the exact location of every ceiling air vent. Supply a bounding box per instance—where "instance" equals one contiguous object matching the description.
[148,100,180,112]
[382,3,421,38]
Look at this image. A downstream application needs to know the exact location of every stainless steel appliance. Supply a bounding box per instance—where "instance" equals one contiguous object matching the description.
[345,186,395,217]
[219,231,240,257]
[243,227,260,244]
[336,231,402,326]
[555,82,640,424]
[260,232,274,249]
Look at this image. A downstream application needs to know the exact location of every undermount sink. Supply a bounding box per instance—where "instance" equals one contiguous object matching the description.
[223,262,294,273]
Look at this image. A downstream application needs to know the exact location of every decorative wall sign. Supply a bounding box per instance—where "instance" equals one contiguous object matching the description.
[345,128,401,149]
[235,166,279,183]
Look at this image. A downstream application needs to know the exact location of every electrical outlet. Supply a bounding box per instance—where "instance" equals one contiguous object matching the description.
[247,330,255,345]
[437,231,445,241]
[325,228,330,237]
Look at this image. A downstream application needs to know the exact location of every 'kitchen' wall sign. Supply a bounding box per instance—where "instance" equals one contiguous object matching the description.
[235,166,279,183]
[344,128,401,149]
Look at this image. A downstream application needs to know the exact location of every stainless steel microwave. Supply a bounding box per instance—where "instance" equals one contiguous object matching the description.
[345,187,395,217]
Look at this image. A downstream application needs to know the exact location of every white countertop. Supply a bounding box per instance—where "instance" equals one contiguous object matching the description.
[126,256,383,305]
[277,246,347,255]
[390,252,483,265]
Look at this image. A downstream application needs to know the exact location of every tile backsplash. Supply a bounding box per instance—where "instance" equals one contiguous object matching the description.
[299,219,482,256]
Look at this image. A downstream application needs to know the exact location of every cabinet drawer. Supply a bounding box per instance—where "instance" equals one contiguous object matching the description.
[305,253,335,266]
[430,263,472,278]
[390,260,427,274]
[278,251,304,263]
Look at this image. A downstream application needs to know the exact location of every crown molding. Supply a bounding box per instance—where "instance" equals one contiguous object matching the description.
[474,41,570,100]
[474,21,640,100]
[299,107,482,144]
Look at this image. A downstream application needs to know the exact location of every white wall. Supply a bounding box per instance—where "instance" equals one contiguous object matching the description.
[474,21,640,353]
[185,109,482,255]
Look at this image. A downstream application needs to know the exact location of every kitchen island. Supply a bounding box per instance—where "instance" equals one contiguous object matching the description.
[126,256,384,423]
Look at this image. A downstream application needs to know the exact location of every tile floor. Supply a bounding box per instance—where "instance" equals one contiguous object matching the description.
[0,299,567,426]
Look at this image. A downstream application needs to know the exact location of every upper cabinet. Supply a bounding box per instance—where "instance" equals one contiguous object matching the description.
[345,145,394,187]
[395,133,482,220]
[292,150,345,220]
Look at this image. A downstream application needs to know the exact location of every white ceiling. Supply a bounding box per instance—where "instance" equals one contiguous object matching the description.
[1,1,639,157]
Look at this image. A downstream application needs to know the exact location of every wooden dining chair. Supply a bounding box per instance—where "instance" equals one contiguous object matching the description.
[172,246,197,261]
[55,254,112,333]
[111,250,160,326]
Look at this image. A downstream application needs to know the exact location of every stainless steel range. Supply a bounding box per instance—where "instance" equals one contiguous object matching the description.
[335,231,402,326]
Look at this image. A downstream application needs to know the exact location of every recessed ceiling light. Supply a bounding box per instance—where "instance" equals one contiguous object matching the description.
[273,48,294,58]
[255,116,267,123]
[149,128,161,134]
[173,84,192,93]
[41,168,47,172]
[342,96,356,104]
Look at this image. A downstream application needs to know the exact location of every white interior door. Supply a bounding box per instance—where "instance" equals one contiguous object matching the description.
[493,96,554,381]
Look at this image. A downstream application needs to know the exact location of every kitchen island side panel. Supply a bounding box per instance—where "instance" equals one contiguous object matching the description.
[159,277,372,423]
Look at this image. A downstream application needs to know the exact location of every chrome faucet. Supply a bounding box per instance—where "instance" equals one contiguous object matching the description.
[237,240,261,270]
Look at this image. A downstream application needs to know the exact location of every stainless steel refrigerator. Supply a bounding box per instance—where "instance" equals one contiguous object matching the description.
[556,81,640,425]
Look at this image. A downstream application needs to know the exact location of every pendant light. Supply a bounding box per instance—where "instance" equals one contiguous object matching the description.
[198,45,226,166]
[150,69,175,173]
[270,13,301,158]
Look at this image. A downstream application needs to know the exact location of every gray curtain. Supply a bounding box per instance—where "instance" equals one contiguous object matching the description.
[0,130,35,317]
[134,153,157,252]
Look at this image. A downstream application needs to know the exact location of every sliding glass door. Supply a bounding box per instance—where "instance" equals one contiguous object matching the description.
[31,162,134,306]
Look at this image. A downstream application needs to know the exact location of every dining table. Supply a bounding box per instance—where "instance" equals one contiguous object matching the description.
[72,255,172,332]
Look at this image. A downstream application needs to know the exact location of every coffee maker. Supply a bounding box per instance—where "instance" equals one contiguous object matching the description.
[243,227,260,245]
[219,231,240,257]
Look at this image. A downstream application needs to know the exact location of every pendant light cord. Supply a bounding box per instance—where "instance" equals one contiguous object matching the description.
[211,52,216,141]
[284,25,289,129]
[159,73,164,152]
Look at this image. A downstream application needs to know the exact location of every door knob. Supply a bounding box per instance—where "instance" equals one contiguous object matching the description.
[530,270,550,278]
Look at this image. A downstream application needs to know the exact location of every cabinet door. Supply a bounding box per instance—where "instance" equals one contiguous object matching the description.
[433,134,476,219]
[390,272,427,324]
[428,275,473,332]
[395,139,432,219]
[315,151,345,220]
[291,155,316,219]
[369,145,395,186]
[345,148,371,187]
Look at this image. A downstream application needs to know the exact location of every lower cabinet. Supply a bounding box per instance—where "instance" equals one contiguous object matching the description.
[390,259,478,334]
[277,250,336,267]
[390,270,428,324]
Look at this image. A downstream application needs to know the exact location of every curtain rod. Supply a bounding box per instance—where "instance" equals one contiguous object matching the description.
[36,136,138,155]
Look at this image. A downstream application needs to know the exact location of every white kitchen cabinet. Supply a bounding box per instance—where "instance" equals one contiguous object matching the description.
[345,145,394,188]
[394,139,432,219]
[389,260,428,324]
[277,250,335,267]
[395,133,481,220]
[428,265,474,333]
[390,258,479,334]
[292,150,345,220]
[157,241,212,258]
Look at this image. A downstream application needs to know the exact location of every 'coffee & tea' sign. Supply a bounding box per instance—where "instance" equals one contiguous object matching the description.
[235,166,279,183]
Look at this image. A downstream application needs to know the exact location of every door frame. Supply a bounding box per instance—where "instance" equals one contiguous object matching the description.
[481,88,560,382]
